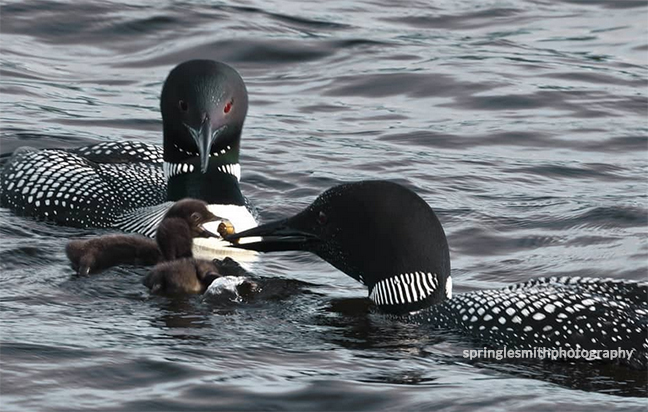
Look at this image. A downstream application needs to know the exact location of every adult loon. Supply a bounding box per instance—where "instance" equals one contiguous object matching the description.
[67,198,256,295]
[0,60,257,242]
[226,180,648,368]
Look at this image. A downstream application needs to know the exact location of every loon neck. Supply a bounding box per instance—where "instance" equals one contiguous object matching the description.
[367,271,452,314]
[156,218,194,261]
[166,167,244,205]
[163,133,245,205]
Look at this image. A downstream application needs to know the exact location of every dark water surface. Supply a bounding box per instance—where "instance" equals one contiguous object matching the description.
[1,0,647,410]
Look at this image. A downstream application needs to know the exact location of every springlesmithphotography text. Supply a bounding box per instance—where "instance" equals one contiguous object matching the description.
[463,347,635,361]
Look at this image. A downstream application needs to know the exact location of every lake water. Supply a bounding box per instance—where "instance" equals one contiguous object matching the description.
[1,0,647,410]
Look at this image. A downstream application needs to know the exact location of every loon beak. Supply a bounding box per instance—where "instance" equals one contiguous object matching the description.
[224,218,319,252]
[187,119,226,174]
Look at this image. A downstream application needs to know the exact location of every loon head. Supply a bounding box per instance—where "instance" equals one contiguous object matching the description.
[226,180,451,314]
[161,60,248,174]
[156,198,224,261]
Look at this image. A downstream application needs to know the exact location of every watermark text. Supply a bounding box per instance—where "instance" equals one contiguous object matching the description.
[462,347,635,361]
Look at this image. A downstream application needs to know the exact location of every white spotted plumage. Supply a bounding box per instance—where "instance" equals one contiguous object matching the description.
[0,143,165,228]
[411,276,647,367]
[1,141,250,241]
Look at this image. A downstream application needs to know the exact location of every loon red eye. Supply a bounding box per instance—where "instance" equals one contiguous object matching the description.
[317,211,327,225]
[224,101,232,114]
[179,100,188,111]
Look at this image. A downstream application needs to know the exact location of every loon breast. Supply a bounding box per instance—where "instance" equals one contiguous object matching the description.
[112,200,259,263]
[193,203,260,262]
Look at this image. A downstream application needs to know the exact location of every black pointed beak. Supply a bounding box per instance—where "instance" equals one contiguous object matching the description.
[187,119,226,174]
[224,219,320,252]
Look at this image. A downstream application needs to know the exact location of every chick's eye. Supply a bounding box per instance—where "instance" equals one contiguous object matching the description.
[191,212,201,221]
[317,211,327,225]
[224,101,232,114]
[179,100,188,111]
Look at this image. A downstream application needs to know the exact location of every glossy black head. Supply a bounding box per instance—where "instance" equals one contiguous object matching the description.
[161,60,248,173]
[156,198,221,261]
[227,181,451,314]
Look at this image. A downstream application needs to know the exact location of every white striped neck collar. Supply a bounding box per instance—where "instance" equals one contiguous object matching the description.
[163,161,241,181]
[368,272,452,314]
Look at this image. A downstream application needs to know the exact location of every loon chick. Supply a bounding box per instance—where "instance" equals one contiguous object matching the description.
[66,198,221,276]
[144,199,257,295]
[1,60,256,239]
[63,197,253,295]
[66,235,160,276]
[226,181,648,366]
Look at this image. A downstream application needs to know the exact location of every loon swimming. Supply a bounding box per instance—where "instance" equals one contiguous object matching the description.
[0,60,257,245]
[67,198,256,296]
[226,180,648,368]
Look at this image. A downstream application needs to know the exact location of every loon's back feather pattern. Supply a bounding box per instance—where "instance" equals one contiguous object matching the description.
[114,201,174,238]
[1,142,166,228]
[71,141,163,164]
[416,276,647,368]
